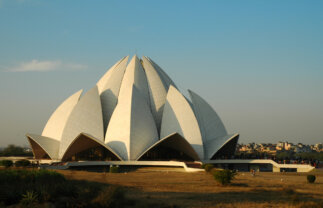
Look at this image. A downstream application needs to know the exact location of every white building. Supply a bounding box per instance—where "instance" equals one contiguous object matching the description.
[27,55,239,162]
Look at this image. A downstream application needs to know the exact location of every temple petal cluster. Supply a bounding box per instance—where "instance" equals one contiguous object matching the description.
[27,55,239,162]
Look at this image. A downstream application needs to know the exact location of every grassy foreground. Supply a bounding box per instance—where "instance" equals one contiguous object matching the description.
[58,167,323,208]
[1,167,322,207]
[0,169,126,207]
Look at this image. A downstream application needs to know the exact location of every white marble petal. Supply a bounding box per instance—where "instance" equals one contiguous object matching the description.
[100,56,129,132]
[188,90,227,143]
[42,90,83,141]
[141,56,169,133]
[97,56,128,94]
[204,134,239,159]
[160,86,204,159]
[118,55,150,104]
[146,57,177,88]
[26,133,60,160]
[105,85,158,160]
[59,86,104,158]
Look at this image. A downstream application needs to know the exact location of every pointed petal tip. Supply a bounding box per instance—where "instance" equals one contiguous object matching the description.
[26,133,33,137]
[167,85,177,93]
[123,55,130,63]
[76,89,83,97]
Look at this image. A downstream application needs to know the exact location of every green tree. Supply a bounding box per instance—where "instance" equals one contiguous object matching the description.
[276,151,294,160]
[15,160,31,167]
[0,145,32,156]
[213,169,236,185]
[0,160,13,168]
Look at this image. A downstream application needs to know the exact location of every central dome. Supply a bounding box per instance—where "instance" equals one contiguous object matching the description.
[27,55,239,162]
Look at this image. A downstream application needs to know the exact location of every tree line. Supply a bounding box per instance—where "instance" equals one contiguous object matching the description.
[0,145,33,157]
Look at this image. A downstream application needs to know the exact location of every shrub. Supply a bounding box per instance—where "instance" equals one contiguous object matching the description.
[0,160,13,168]
[20,191,38,207]
[15,159,31,167]
[0,169,66,205]
[0,169,115,207]
[203,164,214,172]
[213,169,236,185]
[307,175,316,183]
[109,166,119,173]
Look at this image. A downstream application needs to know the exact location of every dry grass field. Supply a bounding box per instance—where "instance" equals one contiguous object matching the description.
[56,167,323,208]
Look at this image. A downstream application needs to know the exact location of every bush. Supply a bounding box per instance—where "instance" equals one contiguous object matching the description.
[0,160,13,168]
[0,169,66,205]
[0,169,118,207]
[213,169,236,185]
[307,175,316,183]
[109,166,119,173]
[15,159,31,167]
[20,191,38,207]
[202,164,214,172]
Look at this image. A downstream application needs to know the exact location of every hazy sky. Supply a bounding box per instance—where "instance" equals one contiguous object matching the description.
[0,0,322,147]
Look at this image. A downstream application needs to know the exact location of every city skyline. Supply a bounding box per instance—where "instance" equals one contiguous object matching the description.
[0,0,322,146]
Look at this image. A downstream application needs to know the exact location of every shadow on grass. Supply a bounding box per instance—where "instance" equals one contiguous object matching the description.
[230,183,249,187]
[68,165,154,173]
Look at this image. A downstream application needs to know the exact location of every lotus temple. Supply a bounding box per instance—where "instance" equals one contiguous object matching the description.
[27,55,239,166]
[22,55,316,173]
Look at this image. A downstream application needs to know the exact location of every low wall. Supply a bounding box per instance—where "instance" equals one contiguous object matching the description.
[44,161,204,172]
[203,159,315,172]
[0,156,32,162]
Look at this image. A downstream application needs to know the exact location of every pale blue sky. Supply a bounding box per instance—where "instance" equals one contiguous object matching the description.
[0,0,322,146]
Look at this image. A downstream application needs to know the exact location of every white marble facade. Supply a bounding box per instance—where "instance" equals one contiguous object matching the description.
[27,55,239,161]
